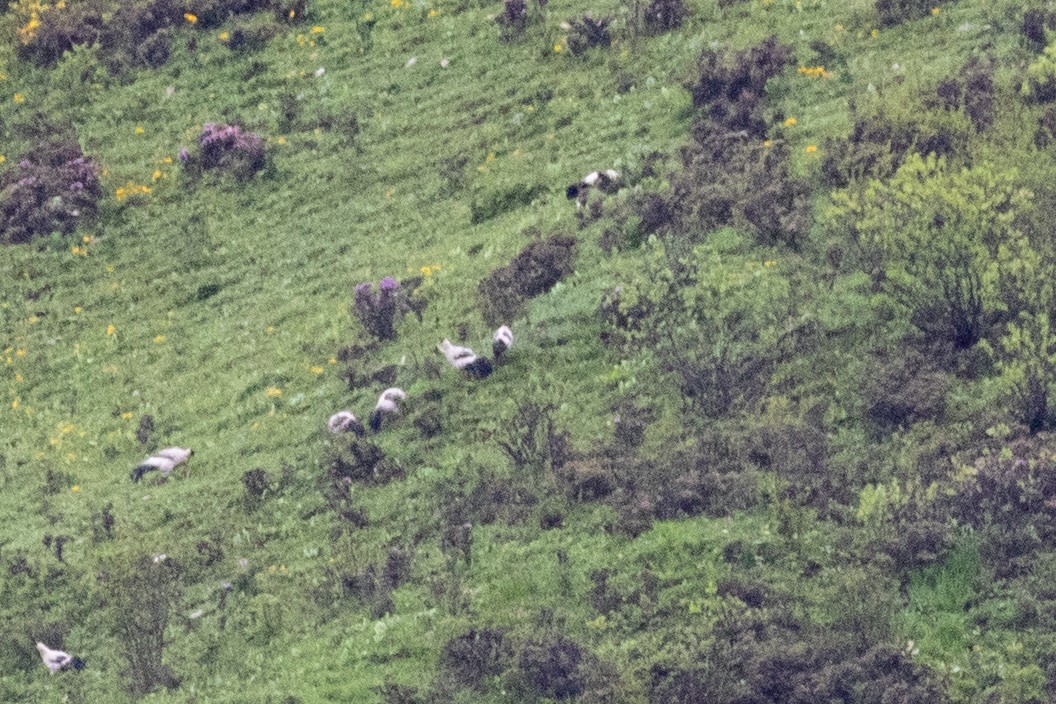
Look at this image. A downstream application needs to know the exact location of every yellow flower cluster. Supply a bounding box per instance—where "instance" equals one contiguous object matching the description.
[797,66,831,79]
[70,245,88,256]
[13,93,25,104]
[14,0,62,46]
[115,182,151,202]
[265,387,283,397]
[783,116,797,126]
[420,264,442,277]
[184,12,197,23]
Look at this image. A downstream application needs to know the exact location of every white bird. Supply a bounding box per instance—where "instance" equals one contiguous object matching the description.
[369,388,407,433]
[36,642,86,674]
[328,411,365,436]
[492,325,513,363]
[438,339,493,379]
[566,169,621,209]
[131,447,193,482]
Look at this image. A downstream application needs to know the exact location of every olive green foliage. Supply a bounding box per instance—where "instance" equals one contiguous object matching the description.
[829,154,1032,350]
[606,233,792,418]
[1023,39,1056,103]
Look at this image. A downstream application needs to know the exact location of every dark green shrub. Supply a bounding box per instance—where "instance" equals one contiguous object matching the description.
[933,57,995,132]
[876,0,941,27]
[329,438,405,485]
[478,234,576,326]
[242,468,270,510]
[353,277,411,341]
[437,628,509,690]
[1034,105,1056,148]
[14,1,104,67]
[643,0,686,34]
[518,635,586,699]
[687,35,793,138]
[0,139,102,245]
[862,345,949,434]
[1024,9,1056,51]
[567,14,611,55]
[97,0,181,73]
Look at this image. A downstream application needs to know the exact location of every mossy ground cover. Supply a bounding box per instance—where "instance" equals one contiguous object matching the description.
[2,0,1056,701]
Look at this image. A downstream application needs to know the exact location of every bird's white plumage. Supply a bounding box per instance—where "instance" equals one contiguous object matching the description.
[379,388,407,403]
[493,325,513,348]
[328,411,363,434]
[438,339,478,369]
[132,447,193,482]
[155,447,192,464]
[36,642,74,674]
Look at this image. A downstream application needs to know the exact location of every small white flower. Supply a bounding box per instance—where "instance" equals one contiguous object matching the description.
[314,67,326,77]
[440,58,450,68]
[406,56,417,67]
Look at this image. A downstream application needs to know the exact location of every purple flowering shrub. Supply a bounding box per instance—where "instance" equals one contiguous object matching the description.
[0,140,102,244]
[353,277,411,341]
[185,123,267,181]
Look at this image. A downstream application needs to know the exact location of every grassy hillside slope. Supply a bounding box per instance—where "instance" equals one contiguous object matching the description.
[3,0,1056,701]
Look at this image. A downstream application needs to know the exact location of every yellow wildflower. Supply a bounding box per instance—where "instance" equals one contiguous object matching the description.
[106,324,115,336]
[421,266,433,276]
[0,155,5,163]
[162,156,173,164]
[153,335,165,343]
[764,260,777,267]
[121,411,134,420]
[184,12,197,23]
[15,373,23,382]
[328,357,337,365]
[763,139,773,148]
[134,126,145,134]
[276,136,287,145]
[289,8,295,18]
[219,31,229,41]
[428,8,438,16]
[74,306,82,314]
[13,93,25,104]
[783,116,797,126]
[871,28,879,38]
[553,43,562,53]
[390,0,404,8]
[15,349,26,358]
[805,144,818,154]
[310,366,324,375]
[82,234,93,243]
[265,387,283,397]
[486,152,496,163]
[930,7,939,15]
[12,399,20,410]
[71,485,81,492]
[310,25,325,33]
[152,169,163,181]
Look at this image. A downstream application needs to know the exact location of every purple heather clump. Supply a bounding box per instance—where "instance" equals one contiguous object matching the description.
[196,123,266,180]
[179,147,190,163]
[351,277,411,341]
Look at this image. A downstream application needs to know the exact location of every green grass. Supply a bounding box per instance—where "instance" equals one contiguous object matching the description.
[0,0,1052,700]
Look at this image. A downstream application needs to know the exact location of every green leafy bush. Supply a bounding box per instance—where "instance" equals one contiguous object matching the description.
[828,154,1032,349]
[1024,40,1056,102]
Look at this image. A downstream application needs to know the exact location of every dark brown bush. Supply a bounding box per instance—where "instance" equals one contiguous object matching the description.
[518,635,586,700]
[687,35,793,138]
[1035,106,1056,148]
[329,439,405,485]
[1023,9,1056,50]
[862,346,949,435]
[932,57,994,132]
[496,0,530,40]
[875,0,941,27]
[567,14,611,55]
[479,234,576,327]
[438,628,509,690]
[643,0,686,35]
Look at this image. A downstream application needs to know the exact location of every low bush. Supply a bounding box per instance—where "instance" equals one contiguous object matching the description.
[518,635,586,699]
[496,0,530,41]
[479,234,576,326]
[566,14,611,55]
[933,57,995,132]
[875,0,942,27]
[437,628,510,690]
[0,139,103,245]
[352,277,412,342]
[643,0,686,34]
[1024,9,1056,51]
[193,122,268,180]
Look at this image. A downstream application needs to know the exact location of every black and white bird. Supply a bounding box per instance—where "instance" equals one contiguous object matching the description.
[438,339,493,379]
[36,642,86,674]
[327,411,366,436]
[131,447,193,483]
[492,325,513,364]
[566,169,621,209]
[369,388,407,433]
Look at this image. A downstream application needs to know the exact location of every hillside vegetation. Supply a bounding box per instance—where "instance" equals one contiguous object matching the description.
[4,0,1056,701]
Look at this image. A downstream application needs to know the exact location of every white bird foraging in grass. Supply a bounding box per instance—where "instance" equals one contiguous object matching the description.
[438,339,493,379]
[131,447,193,482]
[36,642,86,674]
[369,388,407,433]
[566,169,621,209]
[492,325,513,363]
[328,411,366,436]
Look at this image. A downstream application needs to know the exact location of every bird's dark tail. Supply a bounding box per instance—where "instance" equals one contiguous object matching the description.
[131,464,153,482]
[464,357,494,379]
[70,657,86,671]
[369,410,382,433]
[566,184,580,200]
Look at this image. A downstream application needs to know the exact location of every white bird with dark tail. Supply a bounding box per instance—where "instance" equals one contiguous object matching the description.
[566,169,621,209]
[328,411,365,436]
[369,388,407,433]
[438,339,493,379]
[131,447,193,482]
[492,325,513,363]
[36,642,86,674]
